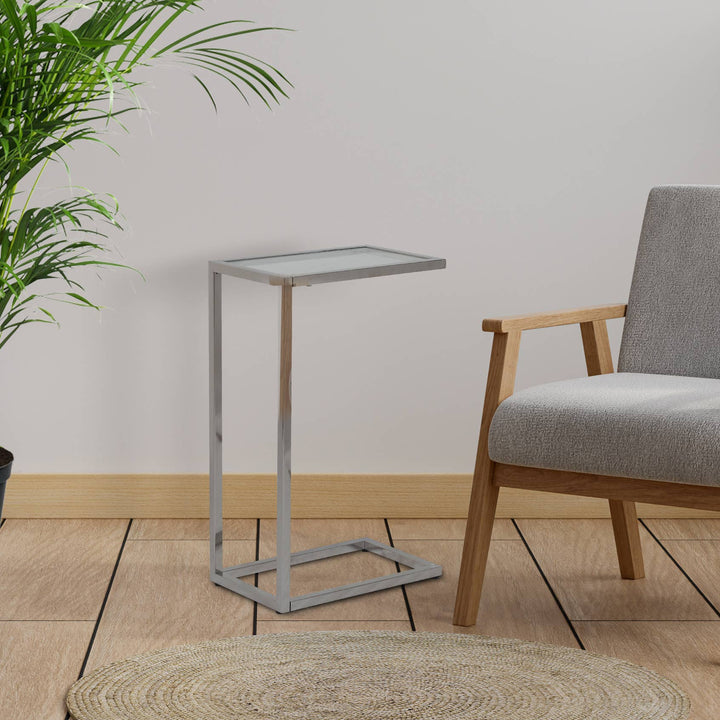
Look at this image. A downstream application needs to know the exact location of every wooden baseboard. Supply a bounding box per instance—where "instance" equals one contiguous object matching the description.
[4,474,720,519]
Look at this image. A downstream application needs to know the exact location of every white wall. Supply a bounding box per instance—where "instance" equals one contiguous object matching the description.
[3,0,720,474]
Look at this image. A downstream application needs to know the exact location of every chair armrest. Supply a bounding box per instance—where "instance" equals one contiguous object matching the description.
[482,303,627,333]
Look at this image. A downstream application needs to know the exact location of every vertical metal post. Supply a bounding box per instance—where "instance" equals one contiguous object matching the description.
[209,270,223,577]
[276,283,293,611]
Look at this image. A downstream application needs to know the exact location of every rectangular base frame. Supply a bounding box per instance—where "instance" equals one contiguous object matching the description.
[211,537,442,613]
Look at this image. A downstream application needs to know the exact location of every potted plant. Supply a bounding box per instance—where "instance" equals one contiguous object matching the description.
[0,0,289,516]
[0,447,11,516]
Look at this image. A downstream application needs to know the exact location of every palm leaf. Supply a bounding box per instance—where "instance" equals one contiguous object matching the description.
[0,0,290,348]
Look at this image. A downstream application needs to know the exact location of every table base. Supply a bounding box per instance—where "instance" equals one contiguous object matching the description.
[212,537,442,613]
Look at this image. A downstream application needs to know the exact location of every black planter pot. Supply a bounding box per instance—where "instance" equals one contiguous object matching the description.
[0,447,12,519]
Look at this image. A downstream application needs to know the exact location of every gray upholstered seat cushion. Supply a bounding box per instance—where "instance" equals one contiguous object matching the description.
[488,372,720,486]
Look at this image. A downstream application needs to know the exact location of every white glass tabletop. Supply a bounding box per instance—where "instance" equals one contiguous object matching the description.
[210,246,445,286]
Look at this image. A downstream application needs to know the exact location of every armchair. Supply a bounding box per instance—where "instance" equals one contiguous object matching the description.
[454,185,720,627]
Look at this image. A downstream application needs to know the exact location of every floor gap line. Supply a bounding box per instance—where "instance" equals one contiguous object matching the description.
[640,519,720,619]
[572,618,720,623]
[256,619,410,623]
[252,518,259,635]
[392,538,520,543]
[0,619,99,623]
[511,519,585,649]
[637,538,720,542]
[384,519,416,631]
[64,518,133,720]
[131,538,258,542]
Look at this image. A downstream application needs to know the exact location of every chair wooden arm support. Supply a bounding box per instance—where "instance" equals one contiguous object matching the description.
[482,303,627,333]
[454,300,638,627]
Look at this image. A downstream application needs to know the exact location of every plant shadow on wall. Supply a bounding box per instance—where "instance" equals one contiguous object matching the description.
[0,0,291,513]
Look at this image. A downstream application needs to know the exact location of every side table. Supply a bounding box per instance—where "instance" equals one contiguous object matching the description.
[209,246,445,613]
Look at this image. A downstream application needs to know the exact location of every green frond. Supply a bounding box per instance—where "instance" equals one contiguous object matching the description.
[0,0,290,349]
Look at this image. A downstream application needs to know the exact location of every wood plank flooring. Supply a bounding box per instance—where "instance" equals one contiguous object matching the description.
[515,519,717,621]
[0,517,718,720]
[0,519,128,620]
[575,622,720,720]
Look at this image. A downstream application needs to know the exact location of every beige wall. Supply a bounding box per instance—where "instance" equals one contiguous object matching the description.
[3,1,720,474]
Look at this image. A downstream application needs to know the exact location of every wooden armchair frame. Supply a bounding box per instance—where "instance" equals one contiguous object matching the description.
[453,303,720,627]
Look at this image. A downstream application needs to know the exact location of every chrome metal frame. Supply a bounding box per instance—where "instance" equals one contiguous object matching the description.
[208,255,443,613]
[208,245,446,287]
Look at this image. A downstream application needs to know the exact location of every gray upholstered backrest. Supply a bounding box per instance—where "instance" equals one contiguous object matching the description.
[618,185,720,379]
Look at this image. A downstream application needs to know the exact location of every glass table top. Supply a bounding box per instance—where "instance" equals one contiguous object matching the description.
[211,246,446,286]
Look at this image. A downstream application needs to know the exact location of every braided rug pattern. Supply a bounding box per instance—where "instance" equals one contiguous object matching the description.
[67,631,689,720]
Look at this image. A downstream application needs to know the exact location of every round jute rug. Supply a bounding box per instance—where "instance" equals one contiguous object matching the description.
[66,631,689,720]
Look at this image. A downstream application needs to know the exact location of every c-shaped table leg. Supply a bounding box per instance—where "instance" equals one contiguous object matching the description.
[276,284,293,612]
[209,270,224,580]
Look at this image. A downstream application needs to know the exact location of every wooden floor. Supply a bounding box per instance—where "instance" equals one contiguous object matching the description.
[1,517,719,720]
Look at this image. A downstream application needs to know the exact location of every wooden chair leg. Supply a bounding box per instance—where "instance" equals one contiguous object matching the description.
[454,466,500,626]
[454,331,521,627]
[609,499,645,579]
